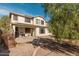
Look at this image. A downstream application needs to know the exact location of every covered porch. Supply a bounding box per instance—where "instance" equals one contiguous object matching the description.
[12,23,36,38]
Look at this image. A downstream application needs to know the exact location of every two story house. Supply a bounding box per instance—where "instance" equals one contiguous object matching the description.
[10,12,51,38]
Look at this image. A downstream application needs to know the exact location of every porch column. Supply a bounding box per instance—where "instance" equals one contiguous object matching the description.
[33,28,35,36]
[30,29,33,36]
[31,28,35,36]
[12,25,16,37]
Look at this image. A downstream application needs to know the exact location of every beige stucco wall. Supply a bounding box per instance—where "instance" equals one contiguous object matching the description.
[11,14,52,37]
[35,27,51,36]
[35,27,39,36]
[12,25,51,37]
[11,14,33,25]
[11,14,48,27]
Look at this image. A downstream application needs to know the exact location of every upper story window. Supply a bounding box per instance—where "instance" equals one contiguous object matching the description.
[25,17,31,23]
[36,19,40,24]
[41,20,44,25]
[13,15,18,20]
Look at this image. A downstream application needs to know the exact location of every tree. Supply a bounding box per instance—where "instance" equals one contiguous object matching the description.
[43,4,79,43]
[0,16,11,33]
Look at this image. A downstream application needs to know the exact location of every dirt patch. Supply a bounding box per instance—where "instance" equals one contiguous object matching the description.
[9,36,79,56]
[9,43,35,56]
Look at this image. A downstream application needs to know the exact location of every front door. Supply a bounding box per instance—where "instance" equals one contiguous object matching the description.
[15,27,19,38]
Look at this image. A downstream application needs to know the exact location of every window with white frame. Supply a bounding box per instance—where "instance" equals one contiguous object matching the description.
[41,20,44,25]
[36,19,40,24]
[25,17,31,23]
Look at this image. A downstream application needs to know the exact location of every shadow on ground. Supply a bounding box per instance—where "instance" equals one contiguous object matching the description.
[0,45,10,56]
[47,42,79,55]
[45,39,79,56]
[29,38,79,56]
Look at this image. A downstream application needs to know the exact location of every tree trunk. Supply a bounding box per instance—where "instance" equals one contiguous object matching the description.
[1,33,16,48]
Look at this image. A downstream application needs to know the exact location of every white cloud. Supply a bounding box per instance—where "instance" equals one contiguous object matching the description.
[0,8,10,15]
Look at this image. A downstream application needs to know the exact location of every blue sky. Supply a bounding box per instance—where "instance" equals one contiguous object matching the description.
[0,3,49,21]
